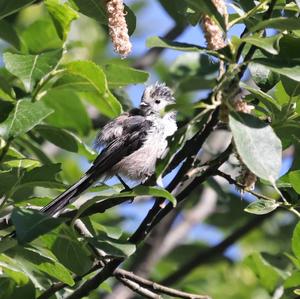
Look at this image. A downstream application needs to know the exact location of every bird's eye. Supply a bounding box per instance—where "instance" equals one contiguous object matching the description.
[155,100,160,104]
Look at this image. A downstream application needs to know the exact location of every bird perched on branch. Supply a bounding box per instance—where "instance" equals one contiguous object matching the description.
[41,83,177,216]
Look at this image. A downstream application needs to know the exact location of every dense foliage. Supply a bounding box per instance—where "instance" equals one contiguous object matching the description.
[1,0,300,298]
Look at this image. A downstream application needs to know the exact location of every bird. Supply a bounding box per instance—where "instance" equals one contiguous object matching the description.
[40,82,177,216]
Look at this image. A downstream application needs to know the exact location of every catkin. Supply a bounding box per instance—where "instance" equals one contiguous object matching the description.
[201,0,227,50]
[105,0,132,58]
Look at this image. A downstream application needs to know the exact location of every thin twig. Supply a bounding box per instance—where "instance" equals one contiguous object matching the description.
[115,269,211,299]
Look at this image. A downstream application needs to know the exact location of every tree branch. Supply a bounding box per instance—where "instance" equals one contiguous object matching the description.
[129,109,222,245]
[116,275,162,299]
[115,269,211,299]
[161,213,273,286]
[148,143,233,235]
[164,107,220,179]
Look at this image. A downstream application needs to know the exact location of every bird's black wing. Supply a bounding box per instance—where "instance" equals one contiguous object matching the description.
[95,108,144,147]
[41,115,152,216]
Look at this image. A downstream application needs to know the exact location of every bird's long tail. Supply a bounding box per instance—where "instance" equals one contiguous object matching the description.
[40,170,97,216]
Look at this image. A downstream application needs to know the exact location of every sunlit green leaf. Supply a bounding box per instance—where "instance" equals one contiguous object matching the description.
[0,99,53,139]
[289,171,300,194]
[3,50,63,92]
[244,199,279,215]
[54,61,122,118]
[103,64,149,87]
[242,34,282,55]
[45,0,78,41]
[245,252,282,292]
[21,20,62,53]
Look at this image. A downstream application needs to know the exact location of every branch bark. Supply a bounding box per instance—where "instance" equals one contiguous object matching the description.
[115,269,211,299]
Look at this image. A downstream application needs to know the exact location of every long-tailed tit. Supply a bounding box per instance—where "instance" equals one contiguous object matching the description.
[41,82,177,215]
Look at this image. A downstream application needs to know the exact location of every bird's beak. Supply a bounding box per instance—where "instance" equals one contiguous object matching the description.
[140,102,149,108]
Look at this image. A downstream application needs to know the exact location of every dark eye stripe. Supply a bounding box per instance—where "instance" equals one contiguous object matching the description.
[155,100,160,104]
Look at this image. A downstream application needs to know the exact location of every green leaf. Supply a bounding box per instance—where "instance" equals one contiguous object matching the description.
[285,271,300,288]
[148,36,232,60]
[3,49,63,92]
[54,60,122,118]
[278,35,300,61]
[13,247,75,286]
[89,234,136,257]
[244,199,279,215]
[21,20,62,53]
[240,82,281,115]
[248,62,280,92]
[281,75,300,97]
[45,0,78,41]
[0,238,18,254]
[71,0,136,35]
[51,225,93,275]
[0,20,21,49]
[147,36,218,56]
[103,64,149,87]
[229,112,282,182]
[0,277,15,299]
[289,171,300,194]
[36,125,96,160]
[133,186,177,206]
[42,89,92,136]
[0,254,29,285]
[0,0,35,20]
[11,208,63,244]
[249,17,300,33]
[252,58,300,82]
[274,81,292,106]
[245,252,282,292]
[0,99,54,139]
[20,163,63,189]
[76,185,176,220]
[158,0,187,27]
[0,169,20,197]
[292,222,300,261]
[242,34,282,55]
[0,99,14,123]
[2,158,41,170]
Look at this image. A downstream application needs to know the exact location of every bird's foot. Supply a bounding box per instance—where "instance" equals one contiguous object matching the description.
[117,175,131,192]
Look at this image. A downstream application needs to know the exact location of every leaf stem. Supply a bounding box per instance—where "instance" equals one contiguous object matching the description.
[31,69,64,102]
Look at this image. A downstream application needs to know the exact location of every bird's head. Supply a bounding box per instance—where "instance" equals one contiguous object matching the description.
[140,82,175,116]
